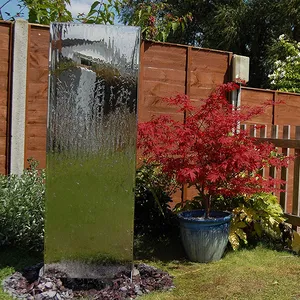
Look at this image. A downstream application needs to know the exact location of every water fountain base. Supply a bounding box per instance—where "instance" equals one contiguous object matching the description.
[2,263,174,299]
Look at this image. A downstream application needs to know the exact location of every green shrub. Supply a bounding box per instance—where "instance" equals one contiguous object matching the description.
[212,193,286,250]
[134,161,178,237]
[0,159,45,251]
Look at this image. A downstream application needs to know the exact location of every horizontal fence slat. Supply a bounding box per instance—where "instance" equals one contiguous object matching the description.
[284,213,300,227]
[255,137,300,148]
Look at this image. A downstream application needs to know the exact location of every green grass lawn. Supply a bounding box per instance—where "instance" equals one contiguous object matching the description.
[142,246,300,300]
[1,246,300,300]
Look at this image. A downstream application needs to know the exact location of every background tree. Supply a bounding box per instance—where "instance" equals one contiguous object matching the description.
[121,0,300,89]
[121,0,192,42]
[26,0,72,24]
[0,0,72,23]
[76,0,121,24]
[268,35,300,93]
[201,0,300,88]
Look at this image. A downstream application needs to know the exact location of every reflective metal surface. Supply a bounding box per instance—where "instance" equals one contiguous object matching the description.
[45,23,140,278]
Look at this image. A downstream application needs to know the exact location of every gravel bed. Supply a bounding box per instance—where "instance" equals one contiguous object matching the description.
[2,262,174,299]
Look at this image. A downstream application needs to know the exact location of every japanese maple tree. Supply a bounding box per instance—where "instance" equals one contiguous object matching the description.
[138,83,290,218]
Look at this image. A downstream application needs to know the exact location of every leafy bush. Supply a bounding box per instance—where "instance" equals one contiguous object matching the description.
[212,193,286,250]
[134,161,178,236]
[0,159,45,251]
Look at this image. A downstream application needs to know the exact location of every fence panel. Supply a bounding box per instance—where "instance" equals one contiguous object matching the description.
[24,24,49,169]
[0,21,13,174]
[274,93,300,125]
[140,41,187,123]
[240,87,273,126]
[252,124,300,229]
[190,48,231,106]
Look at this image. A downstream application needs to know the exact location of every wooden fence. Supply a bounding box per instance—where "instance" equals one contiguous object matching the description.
[243,124,300,229]
[240,87,300,126]
[0,21,13,177]
[0,20,233,175]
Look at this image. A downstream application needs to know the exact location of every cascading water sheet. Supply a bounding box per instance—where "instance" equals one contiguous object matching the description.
[45,23,140,278]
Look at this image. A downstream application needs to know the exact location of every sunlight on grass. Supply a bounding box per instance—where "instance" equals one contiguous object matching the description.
[141,246,300,300]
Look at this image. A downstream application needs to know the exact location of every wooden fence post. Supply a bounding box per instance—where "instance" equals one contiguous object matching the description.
[280,125,290,210]
[292,126,300,229]
[181,47,192,204]
[269,125,278,183]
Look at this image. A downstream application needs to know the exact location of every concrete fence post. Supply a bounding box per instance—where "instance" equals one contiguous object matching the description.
[10,19,28,175]
[231,54,250,109]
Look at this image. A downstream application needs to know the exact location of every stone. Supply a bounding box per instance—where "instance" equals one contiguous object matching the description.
[41,290,56,298]
[54,293,62,300]
[132,268,140,277]
[56,279,62,288]
[45,282,53,289]
[2,263,174,300]
[120,286,127,292]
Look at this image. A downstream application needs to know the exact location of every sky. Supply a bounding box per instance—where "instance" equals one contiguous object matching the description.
[66,0,95,17]
[1,0,97,20]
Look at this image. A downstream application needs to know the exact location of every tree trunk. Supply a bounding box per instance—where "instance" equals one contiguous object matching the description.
[204,195,211,219]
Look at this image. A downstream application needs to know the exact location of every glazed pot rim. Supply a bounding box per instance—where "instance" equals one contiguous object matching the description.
[177,209,232,224]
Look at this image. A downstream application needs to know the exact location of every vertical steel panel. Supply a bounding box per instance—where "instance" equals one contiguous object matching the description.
[45,23,140,279]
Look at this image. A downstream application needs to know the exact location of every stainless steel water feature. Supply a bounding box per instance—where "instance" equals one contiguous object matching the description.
[45,23,140,279]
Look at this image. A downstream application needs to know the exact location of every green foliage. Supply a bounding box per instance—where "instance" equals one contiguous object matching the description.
[226,193,285,250]
[76,0,121,25]
[292,231,300,254]
[25,0,72,24]
[121,1,192,42]
[0,159,45,251]
[268,35,300,93]
[1,0,72,23]
[2,0,118,25]
[134,161,178,236]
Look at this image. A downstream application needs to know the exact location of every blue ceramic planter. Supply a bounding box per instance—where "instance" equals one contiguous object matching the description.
[178,210,232,263]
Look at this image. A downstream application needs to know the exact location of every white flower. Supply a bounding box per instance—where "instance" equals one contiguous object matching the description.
[279,34,285,40]
[279,71,286,78]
